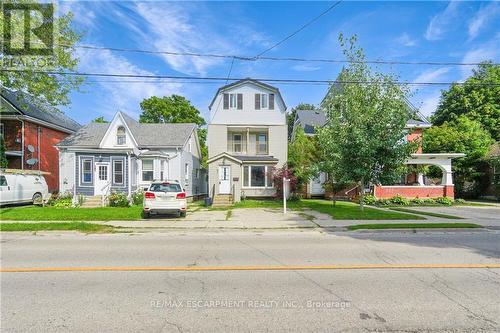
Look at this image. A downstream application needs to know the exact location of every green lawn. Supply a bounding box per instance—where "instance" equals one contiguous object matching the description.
[389,207,464,219]
[234,199,425,220]
[0,205,143,221]
[0,222,117,232]
[347,223,482,230]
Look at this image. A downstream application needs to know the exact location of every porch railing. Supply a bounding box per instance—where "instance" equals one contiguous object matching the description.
[101,180,112,207]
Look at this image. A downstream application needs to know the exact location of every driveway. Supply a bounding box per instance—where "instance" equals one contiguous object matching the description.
[400,205,500,227]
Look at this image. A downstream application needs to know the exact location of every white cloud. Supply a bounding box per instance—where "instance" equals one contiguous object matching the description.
[460,37,500,79]
[395,33,417,47]
[419,92,442,117]
[468,2,500,40]
[413,67,451,84]
[425,2,461,41]
[77,49,183,117]
[292,64,321,72]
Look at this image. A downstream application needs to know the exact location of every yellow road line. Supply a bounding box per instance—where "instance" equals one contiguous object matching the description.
[2,263,500,273]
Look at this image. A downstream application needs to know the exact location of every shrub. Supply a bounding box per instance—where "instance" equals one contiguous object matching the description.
[107,192,130,207]
[132,189,144,206]
[389,195,410,206]
[49,193,74,208]
[377,198,392,206]
[361,194,377,205]
[454,198,466,204]
[433,197,453,205]
[273,165,298,199]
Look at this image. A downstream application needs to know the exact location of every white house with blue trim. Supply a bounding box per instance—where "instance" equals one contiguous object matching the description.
[57,112,206,200]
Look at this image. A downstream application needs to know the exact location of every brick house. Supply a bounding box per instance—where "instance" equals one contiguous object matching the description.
[0,88,81,192]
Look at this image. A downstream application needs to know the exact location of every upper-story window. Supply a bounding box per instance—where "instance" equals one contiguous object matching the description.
[223,93,242,110]
[233,133,242,153]
[116,126,126,145]
[255,93,274,110]
[257,133,268,154]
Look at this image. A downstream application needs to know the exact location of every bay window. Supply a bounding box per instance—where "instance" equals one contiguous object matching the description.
[243,165,273,188]
[142,159,154,181]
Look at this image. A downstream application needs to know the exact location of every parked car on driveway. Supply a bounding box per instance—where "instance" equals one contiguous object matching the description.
[143,180,187,218]
[0,170,50,206]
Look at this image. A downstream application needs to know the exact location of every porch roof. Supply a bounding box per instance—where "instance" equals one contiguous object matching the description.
[409,153,466,160]
[207,152,278,164]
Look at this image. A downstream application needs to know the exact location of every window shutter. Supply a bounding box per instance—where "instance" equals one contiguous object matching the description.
[237,93,243,110]
[255,94,261,110]
[223,93,229,109]
[269,94,275,110]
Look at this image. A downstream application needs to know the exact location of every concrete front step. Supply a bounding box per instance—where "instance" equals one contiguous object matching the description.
[81,196,104,208]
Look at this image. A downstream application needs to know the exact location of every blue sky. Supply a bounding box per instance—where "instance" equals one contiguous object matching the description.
[58,1,500,125]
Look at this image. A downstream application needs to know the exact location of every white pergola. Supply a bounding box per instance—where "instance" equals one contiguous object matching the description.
[405,153,466,186]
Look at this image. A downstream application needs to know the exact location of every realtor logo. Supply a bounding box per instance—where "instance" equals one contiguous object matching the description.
[2,3,54,56]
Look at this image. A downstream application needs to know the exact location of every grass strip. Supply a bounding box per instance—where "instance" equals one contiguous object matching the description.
[347,223,482,231]
[0,222,117,233]
[389,208,464,219]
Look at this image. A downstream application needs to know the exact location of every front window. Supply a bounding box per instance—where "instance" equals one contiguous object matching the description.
[185,163,189,180]
[260,94,268,109]
[142,159,154,182]
[113,160,124,185]
[160,160,165,181]
[257,134,268,154]
[243,165,273,188]
[229,94,237,109]
[82,159,92,183]
[117,126,126,145]
[233,133,242,153]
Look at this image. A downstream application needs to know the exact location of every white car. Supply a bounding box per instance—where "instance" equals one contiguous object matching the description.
[143,181,187,218]
[0,172,50,206]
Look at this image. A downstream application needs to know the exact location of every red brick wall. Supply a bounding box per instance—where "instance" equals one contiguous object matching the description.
[22,121,71,192]
[2,119,22,151]
[374,185,454,199]
[407,128,423,153]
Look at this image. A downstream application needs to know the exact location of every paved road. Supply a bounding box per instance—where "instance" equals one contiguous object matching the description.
[2,230,500,332]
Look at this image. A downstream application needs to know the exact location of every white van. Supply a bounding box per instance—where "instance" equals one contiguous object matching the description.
[0,171,50,205]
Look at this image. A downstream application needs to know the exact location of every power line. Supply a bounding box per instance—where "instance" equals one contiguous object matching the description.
[3,69,500,86]
[255,1,343,58]
[44,42,496,67]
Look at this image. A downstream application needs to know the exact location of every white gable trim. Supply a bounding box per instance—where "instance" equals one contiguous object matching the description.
[98,112,138,148]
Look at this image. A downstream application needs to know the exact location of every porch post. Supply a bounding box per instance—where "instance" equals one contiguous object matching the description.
[417,173,424,185]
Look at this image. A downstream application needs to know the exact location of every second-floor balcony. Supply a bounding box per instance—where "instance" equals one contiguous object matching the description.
[227,127,268,156]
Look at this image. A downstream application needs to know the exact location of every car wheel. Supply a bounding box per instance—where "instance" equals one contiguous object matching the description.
[142,211,150,219]
[180,211,187,218]
[32,193,43,206]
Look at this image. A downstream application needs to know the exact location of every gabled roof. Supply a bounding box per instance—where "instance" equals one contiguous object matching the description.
[1,88,81,132]
[58,111,197,148]
[208,78,287,110]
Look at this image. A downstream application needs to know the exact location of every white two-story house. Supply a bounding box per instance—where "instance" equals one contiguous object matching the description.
[207,79,288,203]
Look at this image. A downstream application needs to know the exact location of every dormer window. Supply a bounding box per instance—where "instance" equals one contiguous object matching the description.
[116,126,126,145]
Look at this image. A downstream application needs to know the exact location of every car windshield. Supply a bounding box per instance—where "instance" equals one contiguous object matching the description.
[149,183,182,193]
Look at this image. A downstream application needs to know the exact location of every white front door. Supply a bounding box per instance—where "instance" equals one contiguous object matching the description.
[94,163,110,195]
[218,166,231,194]
[311,173,326,195]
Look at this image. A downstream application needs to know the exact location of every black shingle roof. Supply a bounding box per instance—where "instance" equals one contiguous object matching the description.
[1,88,81,132]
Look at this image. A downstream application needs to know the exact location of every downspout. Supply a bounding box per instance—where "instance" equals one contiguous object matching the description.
[37,126,41,173]
[127,152,131,197]
[19,117,25,170]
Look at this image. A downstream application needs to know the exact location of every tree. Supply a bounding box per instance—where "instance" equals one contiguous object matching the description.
[287,103,316,139]
[139,95,208,164]
[0,136,8,168]
[0,0,84,107]
[139,95,206,126]
[92,116,108,123]
[317,34,417,209]
[288,127,320,189]
[424,115,494,197]
[431,62,500,141]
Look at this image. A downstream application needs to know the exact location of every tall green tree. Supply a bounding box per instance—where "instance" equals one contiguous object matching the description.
[288,127,320,189]
[0,0,84,107]
[424,115,493,197]
[431,62,500,141]
[139,95,206,126]
[287,103,316,140]
[0,136,8,168]
[139,95,208,164]
[92,116,108,123]
[317,34,416,209]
